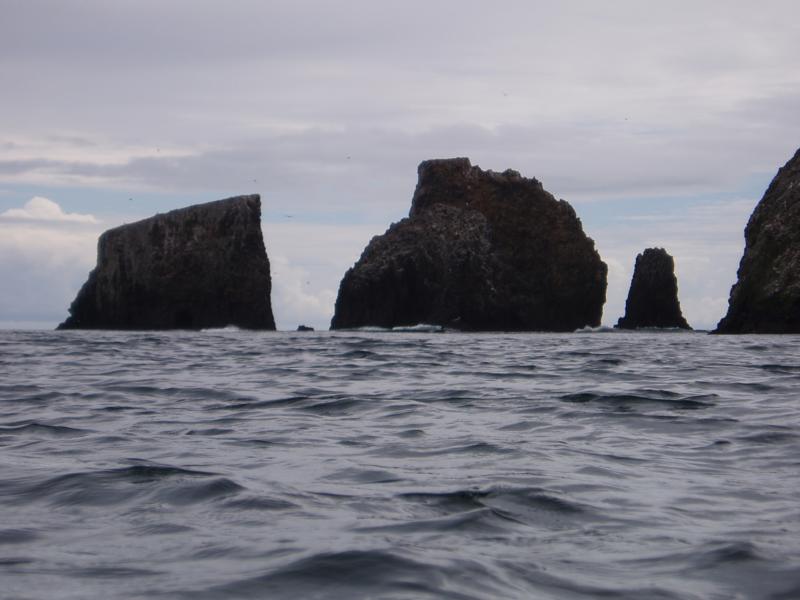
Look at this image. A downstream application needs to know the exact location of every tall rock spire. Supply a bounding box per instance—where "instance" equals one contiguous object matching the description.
[616,248,691,330]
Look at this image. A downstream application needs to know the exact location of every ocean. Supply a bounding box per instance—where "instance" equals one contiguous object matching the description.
[1,329,799,599]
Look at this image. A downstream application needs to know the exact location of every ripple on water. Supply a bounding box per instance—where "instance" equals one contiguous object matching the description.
[207,550,503,600]
[0,422,90,438]
[559,390,718,411]
[395,486,603,532]
[4,463,243,508]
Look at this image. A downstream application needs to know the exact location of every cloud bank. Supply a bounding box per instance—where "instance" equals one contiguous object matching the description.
[1,196,98,223]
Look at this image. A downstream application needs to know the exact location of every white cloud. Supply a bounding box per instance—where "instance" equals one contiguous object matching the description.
[264,221,387,330]
[0,203,103,323]
[1,196,98,223]
[269,254,337,330]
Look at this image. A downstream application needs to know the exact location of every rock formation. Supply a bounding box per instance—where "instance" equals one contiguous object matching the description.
[715,147,800,333]
[58,195,275,330]
[615,248,691,330]
[331,158,607,331]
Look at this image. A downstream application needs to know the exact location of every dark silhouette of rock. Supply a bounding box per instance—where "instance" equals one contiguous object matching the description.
[615,248,691,330]
[296,325,315,331]
[716,147,800,333]
[57,195,275,330]
[331,158,607,331]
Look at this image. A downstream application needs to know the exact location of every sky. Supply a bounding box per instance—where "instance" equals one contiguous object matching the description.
[1,0,799,331]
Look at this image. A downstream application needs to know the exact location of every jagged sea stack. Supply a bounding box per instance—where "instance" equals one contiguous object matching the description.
[615,248,691,330]
[331,158,607,331]
[715,147,800,333]
[58,195,276,330]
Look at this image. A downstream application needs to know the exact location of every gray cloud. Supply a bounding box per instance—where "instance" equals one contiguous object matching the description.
[0,159,60,175]
[3,103,797,213]
[4,1,799,145]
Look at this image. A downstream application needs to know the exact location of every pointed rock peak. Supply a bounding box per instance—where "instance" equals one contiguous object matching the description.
[616,247,691,330]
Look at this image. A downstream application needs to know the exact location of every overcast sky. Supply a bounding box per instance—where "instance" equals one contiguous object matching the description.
[1,0,799,330]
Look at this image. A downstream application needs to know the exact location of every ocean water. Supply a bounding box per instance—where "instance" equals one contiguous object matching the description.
[1,329,799,600]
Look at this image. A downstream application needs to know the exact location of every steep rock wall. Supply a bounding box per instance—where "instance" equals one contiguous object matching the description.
[58,195,275,330]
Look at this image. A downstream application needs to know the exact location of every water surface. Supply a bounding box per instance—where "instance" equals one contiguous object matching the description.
[1,330,799,599]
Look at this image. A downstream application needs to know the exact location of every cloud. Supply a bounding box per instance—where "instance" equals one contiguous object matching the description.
[269,255,338,330]
[0,201,104,323]
[0,110,795,220]
[1,196,98,223]
[1,1,797,220]
[264,221,387,330]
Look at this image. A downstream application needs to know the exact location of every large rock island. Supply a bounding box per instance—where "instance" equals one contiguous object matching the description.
[58,195,276,330]
[331,158,607,331]
[615,248,691,330]
[715,147,800,333]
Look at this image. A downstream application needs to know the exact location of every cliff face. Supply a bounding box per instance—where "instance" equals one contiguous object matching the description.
[331,158,607,331]
[58,195,275,330]
[715,148,800,334]
[615,248,691,330]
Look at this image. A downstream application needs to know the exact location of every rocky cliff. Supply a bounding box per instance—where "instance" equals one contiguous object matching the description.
[58,195,275,330]
[331,158,607,331]
[715,147,800,333]
[615,248,691,330]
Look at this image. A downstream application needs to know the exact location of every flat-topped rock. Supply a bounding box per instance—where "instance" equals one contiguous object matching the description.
[615,248,691,330]
[715,147,800,333]
[58,195,275,330]
[331,158,607,331]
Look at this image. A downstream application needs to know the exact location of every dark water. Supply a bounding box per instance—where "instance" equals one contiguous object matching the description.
[1,329,799,599]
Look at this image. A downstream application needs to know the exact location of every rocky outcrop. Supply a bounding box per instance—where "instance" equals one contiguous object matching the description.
[715,147,800,333]
[58,195,275,330]
[331,158,607,331]
[615,248,691,330]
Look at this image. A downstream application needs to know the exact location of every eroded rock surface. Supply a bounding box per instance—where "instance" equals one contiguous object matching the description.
[331,158,607,331]
[615,248,691,330]
[716,147,800,333]
[58,195,275,330]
